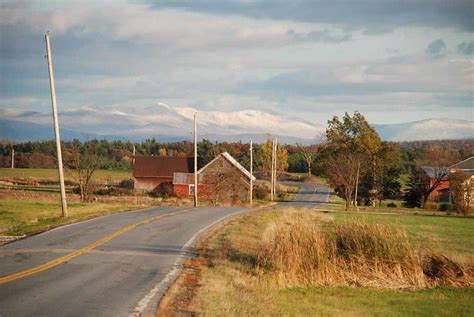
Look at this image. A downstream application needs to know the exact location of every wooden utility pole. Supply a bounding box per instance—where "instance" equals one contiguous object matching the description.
[45,31,68,217]
[193,112,198,207]
[132,144,136,165]
[270,139,275,201]
[249,140,253,207]
[274,138,278,197]
[11,149,14,169]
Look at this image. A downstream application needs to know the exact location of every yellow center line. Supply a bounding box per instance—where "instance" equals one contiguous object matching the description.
[0,208,193,285]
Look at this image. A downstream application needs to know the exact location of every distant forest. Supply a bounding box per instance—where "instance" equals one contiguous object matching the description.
[0,138,473,174]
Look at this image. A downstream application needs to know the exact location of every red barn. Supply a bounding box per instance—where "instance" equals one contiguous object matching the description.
[133,156,194,192]
[173,152,255,205]
[423,156,474,202]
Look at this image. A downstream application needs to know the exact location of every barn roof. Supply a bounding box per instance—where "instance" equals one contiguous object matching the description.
[133,156,194,178]
[450,156,474,176]
[198,152,256,181]
[422,156,474,179]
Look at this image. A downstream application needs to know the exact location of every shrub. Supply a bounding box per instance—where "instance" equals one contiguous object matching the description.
[423,201,439,211]
[118,178,134,189]
[253,186,268,200]
[149,182,173,198]
[387,202,397,208]
[438,203,454,212]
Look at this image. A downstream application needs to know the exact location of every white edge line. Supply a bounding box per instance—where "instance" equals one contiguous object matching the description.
[130,207,251,317]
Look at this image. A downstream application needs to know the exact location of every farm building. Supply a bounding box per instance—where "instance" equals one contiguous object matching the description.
[424,156,474,202]
[133,156,194,192]
[173,152,256,205]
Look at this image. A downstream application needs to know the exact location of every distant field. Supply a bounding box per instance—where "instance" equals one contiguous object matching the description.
[0,168,132,183]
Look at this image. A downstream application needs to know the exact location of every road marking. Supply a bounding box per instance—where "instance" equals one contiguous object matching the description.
[131,207,249,317]
[0,208,193,285]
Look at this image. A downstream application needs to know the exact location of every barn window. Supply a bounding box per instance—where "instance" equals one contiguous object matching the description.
[189,184,195,195]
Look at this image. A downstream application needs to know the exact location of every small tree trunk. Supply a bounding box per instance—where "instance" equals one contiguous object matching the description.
[307,161,311,178]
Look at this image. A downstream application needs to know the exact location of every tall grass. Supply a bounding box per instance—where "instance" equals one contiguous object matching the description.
[257,214,472,289]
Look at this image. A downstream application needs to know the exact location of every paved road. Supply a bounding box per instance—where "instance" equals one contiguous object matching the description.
[0,206,245,317]
[280,181,330,208]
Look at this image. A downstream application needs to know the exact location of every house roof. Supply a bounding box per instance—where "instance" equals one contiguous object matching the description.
[422,156,474,179]
[198,152,256,181]
[450,156,474,171]
[133,156,194,178]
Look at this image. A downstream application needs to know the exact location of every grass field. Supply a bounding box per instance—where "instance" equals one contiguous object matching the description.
[0,168,132,183]
[0,198,140,236]
[329,211,474,256]
[159,207,474,316]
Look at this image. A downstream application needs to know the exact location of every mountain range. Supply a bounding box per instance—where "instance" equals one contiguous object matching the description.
[0,105,473,143]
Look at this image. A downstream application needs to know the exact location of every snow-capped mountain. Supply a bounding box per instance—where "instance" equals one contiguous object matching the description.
[0,105,472,143]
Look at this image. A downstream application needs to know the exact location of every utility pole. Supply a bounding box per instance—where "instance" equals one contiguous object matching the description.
[45,31,68,217]
[274,138,278,197]
[270,139,275,201]
[249,140,253,207]
[11,148,14,169]
[132,144,136,165]
[193,112,198,207]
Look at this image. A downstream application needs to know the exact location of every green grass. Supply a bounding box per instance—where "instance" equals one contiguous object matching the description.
[0,199,139,236]
[277,287,474,317]
[0,168,132,183]
[329,211,474,255]
[169,207,474,316]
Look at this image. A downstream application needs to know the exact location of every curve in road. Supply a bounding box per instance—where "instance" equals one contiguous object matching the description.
[0,206,246,317]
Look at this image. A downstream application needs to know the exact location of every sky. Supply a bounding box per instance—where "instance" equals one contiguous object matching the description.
[1,0,473,126]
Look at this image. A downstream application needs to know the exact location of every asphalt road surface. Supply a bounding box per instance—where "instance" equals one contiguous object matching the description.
[0,206,246,317]
[281,181,330,208]
[0,183,329,317]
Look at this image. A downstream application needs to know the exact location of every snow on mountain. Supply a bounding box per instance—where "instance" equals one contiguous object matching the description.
[1,106,472,142]
[0,104,325,141]
[374,119,474,141]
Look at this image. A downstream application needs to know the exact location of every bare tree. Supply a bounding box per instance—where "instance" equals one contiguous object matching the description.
[297,142,318,177]
[65,141,101,202]
[206,168,246,206]
[419,145,459,205]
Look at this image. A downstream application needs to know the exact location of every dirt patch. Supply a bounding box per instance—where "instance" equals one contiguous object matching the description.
[157,257,206,317]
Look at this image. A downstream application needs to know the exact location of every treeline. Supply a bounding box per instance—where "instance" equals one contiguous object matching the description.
[1,138,472,173]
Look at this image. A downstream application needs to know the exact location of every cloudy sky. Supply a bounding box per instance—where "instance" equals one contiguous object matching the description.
[1,0,473,126]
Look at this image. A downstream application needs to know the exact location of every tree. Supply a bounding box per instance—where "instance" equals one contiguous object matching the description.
[448,170,471,215]
[419,145,459,205]
[322,112,382,210]
[403,166,430,208]
[260,136,289,173]
[65,140,102,202]
[297,143,318,177]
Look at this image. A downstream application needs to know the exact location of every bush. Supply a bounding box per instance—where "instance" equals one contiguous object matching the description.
[438,203,454,212]
[423,201,439,211]
[118,178,134,189]
[253,186,268,200]
[149,182,173,198]
[387,202,397,208]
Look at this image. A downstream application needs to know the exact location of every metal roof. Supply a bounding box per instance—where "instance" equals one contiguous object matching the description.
[133,156,194,178]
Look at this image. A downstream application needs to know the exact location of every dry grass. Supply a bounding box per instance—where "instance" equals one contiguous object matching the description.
[257,214,473,289]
